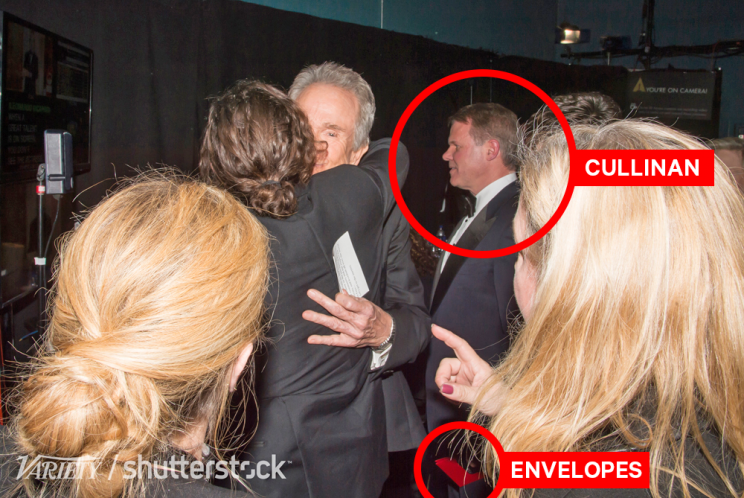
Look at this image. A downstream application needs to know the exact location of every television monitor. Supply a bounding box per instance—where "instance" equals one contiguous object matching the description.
[624,68,722,139]
[0,11,93,182]
[0,13,90,366]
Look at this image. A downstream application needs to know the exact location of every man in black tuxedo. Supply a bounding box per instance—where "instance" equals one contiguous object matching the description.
[424,103,520,498]
[426,102,520,428]
[290,63,430,473]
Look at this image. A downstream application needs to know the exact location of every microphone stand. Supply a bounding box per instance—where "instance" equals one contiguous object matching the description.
[35,163,47,337]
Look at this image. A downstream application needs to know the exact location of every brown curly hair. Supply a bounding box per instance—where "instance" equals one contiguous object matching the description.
[199,80,317,218]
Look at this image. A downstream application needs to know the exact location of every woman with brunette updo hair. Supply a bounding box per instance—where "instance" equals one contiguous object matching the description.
[199,80,408,498]
[0,175,270,498]
[199,81,315,218]
[433,120,744,498]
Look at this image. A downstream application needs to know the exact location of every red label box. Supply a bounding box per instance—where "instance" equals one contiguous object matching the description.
[571,149,715,186]
[498,452,650,489]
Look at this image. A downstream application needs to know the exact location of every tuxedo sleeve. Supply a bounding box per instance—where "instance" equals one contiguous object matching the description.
[492,225,519,341]
[359,138,409,217]
[370,211,431,378]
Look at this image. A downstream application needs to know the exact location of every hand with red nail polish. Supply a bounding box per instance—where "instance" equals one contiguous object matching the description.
[433,324,506,415]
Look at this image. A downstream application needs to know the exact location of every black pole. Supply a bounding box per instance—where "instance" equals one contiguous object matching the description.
[641,0,656,69]
[36,166,46,337]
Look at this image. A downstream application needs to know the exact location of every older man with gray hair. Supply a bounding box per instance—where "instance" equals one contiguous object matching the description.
[293,62,430,492]
[289,62,376,173]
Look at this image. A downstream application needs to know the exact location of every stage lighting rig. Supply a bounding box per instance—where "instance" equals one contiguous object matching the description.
[555,22,590,45]
[560,0,743,69]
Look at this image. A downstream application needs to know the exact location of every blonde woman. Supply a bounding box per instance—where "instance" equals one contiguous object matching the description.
[434,120,744,497]
[1,175,270,497]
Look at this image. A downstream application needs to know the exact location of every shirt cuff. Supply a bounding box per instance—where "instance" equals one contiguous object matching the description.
[369,318,395,370]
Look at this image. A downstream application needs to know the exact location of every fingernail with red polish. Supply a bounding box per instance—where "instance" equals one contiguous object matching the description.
[441,384,454,395]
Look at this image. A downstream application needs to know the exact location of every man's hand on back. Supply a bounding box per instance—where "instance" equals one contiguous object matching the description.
[303,289,393,348]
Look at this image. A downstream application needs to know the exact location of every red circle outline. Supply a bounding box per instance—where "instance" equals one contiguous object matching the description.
[389,69,577,258]
[414,421,509,497]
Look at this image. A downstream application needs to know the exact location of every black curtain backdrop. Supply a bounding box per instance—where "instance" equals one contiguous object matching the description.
[0,0,628,232]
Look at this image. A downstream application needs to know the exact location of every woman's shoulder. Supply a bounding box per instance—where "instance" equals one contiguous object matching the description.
[145,449,250,498]
[300,165,386,221]
[147,478,249,498]
[533,489,649,498]
[532,427,742,498]
[310,163,381,196]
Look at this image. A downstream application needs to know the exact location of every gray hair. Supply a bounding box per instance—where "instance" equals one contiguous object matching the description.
[289,62,375,151]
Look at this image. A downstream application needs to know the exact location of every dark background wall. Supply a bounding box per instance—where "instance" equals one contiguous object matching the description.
[0,0,632,231]
[0,0,201,211]
[554,0,744,137]
[241,0,744,136]
[0,0,736,375]
[239,0,558,61]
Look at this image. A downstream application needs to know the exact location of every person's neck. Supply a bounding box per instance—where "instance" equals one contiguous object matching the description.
[171,417,208,461]
[470,167,512,196]
[470,172,514,196]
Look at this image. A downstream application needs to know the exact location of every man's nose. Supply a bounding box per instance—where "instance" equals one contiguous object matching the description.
[442,147,453,161]
[315,140,329,161]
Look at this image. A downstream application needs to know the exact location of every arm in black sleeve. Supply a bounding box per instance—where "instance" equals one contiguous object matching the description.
[358,138,410,218]
[369,210,431,379]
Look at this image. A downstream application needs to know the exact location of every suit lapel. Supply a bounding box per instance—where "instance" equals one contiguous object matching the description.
[430,209,494,314]
[429,181,519,315]
[430,214,468,296]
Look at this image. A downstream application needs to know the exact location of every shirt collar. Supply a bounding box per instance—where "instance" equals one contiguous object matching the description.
[473,173,517,215]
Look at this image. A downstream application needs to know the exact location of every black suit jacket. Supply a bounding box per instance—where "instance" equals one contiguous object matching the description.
[238,139,408,498]
[425,180,520,431]
[376,204,430,452]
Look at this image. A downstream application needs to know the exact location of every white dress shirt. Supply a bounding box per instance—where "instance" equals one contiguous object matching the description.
[439,173,517,272]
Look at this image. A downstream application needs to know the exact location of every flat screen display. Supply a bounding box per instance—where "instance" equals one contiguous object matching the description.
[0,12,92,182]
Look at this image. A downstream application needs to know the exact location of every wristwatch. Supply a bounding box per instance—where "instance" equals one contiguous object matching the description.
[372,318,396,352]
[370,318,396,370]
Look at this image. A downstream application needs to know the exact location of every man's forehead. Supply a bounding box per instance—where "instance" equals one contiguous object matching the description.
[449,120,472,140]
[304,83,358,107]
[300,84,358,125]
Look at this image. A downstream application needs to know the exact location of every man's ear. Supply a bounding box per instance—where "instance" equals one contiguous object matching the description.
[349,143,370,166]
[229,343,254,392]
[485,139,501,161]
